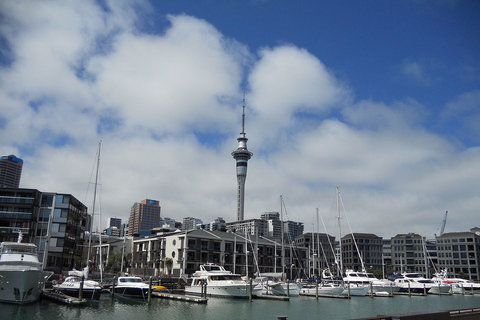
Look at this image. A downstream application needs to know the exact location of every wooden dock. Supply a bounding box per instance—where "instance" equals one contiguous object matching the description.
[41,289,88,305]
[152,291,208,303]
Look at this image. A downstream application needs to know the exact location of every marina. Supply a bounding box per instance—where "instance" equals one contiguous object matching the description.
[3,291,480,320]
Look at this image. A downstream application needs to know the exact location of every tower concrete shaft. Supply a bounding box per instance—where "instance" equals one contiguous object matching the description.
[231,103,253,221]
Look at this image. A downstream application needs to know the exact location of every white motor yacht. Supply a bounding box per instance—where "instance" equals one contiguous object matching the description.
[432,269,480,294]
[402,272,451,295]
[185,263,261,298]
[0,235,53,304]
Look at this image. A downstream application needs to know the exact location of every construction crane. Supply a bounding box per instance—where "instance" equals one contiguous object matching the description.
[439,211,448,236]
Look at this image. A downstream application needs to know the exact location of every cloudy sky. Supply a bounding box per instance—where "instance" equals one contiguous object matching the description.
[1,0,479,238]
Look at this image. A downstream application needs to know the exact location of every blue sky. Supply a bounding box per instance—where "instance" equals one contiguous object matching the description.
[0,0,479,238]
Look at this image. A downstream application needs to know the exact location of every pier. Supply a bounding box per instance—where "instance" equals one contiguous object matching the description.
[350,306,480,320]
[151,291,208,303]
[41,289,87,306]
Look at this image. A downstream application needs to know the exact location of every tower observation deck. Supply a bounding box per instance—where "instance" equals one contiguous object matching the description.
[231,100,253,221]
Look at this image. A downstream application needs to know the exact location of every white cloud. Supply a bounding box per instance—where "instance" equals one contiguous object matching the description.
[401,60,432,86]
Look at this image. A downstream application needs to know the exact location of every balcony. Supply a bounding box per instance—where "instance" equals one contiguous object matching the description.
[0,227,30,234]
[0,196,35,204]
[0,211,32,219]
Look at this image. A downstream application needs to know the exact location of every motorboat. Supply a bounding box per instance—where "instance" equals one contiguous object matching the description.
[112,275,151,298]
[185,263,262,298]
[432,268,480,294]
[341,270,371,296]
[393,277,430,294]
[0,235,53,304]
[402,272,450,295]
[53,267,103,300]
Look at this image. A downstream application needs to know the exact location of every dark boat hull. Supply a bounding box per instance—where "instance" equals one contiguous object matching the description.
[113,287,150,298]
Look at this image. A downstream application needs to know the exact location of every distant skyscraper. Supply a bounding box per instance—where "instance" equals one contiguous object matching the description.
[0,155,23,188]
[127,199,161,236]
[231,99,253,221]
[109,217,122,229]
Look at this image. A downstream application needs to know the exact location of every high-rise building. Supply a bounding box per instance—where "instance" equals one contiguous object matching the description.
[231,100,253,221]
[0,155,23,188]
[109,217,122,229]
[127,199,161,236]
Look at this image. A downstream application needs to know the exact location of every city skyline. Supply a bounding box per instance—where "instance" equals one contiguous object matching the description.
[1,1,479,238]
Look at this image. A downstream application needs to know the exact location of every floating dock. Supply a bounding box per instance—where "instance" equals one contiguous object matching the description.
[152,291,208,303]
[350,306,480,320]
[41,289,88,305]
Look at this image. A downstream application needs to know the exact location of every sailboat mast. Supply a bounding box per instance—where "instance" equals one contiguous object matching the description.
[316,208,321,275]
[336,187,343,275]
[280,195,285,278]
[86,141,101,279]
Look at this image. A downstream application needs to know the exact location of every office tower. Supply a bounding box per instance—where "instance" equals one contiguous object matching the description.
[109,217,122,229]
[0,155,23,188]
[127,199,161,236]
[231,100,253,221]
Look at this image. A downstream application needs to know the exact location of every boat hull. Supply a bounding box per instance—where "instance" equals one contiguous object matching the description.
[0,270,52,304]
[113,286,150,298]
[341,285,369,296]
[53,286,102,300]
[300,285,344,297]
[53,277,103,301]
[185,284,260,298]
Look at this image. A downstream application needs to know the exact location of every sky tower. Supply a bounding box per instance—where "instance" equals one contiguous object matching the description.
[231,98,253,221]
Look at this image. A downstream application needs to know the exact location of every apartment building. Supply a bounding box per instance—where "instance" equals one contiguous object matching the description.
[436,228,480,280]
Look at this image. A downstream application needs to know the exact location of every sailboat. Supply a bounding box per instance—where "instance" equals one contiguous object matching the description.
[331,187,369,296]
[300,209,345,297]
[53,142,103,300]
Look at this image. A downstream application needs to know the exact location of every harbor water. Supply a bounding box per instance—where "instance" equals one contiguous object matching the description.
[5,293,480,320]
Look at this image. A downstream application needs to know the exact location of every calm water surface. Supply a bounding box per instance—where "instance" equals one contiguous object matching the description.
[5,294,480,320]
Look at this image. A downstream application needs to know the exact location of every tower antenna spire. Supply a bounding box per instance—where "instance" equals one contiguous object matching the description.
[232,93,253,221]
[241,91,246,134]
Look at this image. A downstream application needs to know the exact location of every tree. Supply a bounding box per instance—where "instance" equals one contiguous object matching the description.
[165,257,173,276]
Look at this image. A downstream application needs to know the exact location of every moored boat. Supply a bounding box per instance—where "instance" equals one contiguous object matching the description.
[185,263,261,298]
[432,268,480,294]
[254,273,301,296]
[0,235,53,304]
[52,268,103,300]
[402,272,450,295]
[300,281,345,297]
[113,275,151,298]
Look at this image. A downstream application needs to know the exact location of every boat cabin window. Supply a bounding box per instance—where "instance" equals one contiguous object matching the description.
[2,245,36,255]
[210,275,242,281]
[120,278,143,283]
[203,265,222,271]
